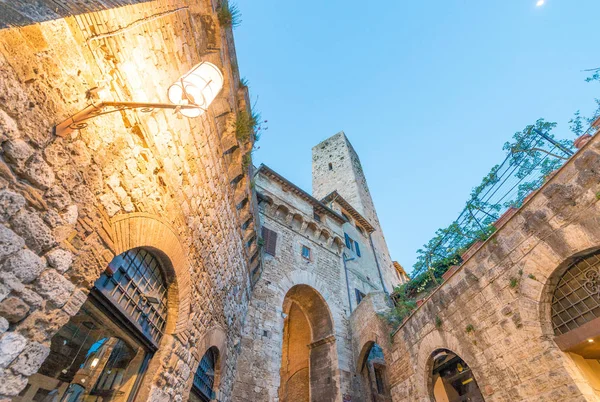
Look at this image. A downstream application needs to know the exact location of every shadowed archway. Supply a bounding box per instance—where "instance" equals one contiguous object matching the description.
[279,284,338,402]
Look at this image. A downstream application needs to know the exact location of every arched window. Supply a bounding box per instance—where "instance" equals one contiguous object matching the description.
[95,248,168,347]
[551,250,600,335]
[18,248,169,402]
[191,347,219,402]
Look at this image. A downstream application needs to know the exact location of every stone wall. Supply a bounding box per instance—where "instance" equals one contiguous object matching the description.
[231,168,358,401]
[352,134,600,401]
[0,1,259,400]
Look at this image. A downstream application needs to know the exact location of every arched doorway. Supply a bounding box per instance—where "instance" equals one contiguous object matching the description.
[358,342,391,402]
[279,285,338,402]
[190,346,220,402]
[549,250,600,397]
[16,248,170,402]
[429,349,484,402]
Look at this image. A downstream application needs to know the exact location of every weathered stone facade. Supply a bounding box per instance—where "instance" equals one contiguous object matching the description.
[232,132,401,402]
[0,1,259,400]
[351,131,600,402]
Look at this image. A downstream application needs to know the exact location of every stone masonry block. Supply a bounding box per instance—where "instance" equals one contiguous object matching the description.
[0,190,25,222]
[45,248,73,273]
[0,225,25,259]
[10,341,50,376]
[0,296,30,323]
[10,210,55,253]
[34,269,74,307]
[3,249,45,283]
[0,332,27,368]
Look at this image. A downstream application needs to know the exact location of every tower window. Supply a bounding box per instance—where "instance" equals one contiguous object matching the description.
[301,245,311,260]
[328,163,333,170]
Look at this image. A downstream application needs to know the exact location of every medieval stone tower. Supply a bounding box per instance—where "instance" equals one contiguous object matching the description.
[312,131,398,291]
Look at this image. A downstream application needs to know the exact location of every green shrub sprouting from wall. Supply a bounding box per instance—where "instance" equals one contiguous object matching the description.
[217,1,241,28]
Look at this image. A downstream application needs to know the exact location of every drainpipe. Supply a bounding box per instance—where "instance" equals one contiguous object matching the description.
[369,233,388,295]
[343,253,355,313]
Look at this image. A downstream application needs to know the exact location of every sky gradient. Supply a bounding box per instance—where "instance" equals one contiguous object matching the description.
[234,0,599,273]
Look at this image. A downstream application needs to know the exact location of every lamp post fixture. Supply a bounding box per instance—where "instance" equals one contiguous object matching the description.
[54,62,224,137]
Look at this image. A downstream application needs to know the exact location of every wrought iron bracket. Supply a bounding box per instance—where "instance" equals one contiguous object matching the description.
[54,101,204,137]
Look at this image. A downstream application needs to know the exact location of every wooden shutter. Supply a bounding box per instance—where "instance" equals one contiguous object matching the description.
[355,241,361,257]
[345,233,352,249]
[262,227,277,256]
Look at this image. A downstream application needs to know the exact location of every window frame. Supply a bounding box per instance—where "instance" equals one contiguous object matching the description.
[301,245,311,261]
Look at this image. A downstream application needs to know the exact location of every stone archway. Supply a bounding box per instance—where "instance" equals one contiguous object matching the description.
[357,341,391,402]
[188,326,228,401]
[111,212,192,335]
[414,331,482,402]
[279,284,338,402]
[427,348,484,402]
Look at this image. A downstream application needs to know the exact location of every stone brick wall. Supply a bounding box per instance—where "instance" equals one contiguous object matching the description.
[358,134,600,401]
[231,168,358,401]
[0,1,259,400]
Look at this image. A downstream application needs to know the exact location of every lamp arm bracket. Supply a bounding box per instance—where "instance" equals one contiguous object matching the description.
[54,101,204,137]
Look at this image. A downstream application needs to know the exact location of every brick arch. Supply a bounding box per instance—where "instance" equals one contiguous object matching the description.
[189,326,228,398]
[415,330,482,402]
[111,212,191,335]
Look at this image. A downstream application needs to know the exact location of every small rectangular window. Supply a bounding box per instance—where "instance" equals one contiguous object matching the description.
[355,288,366,305]
[328,163,333,170]
[313,212,321,222]
[355,242,361,257]
[301,245,311,260]
[262,227,278,256]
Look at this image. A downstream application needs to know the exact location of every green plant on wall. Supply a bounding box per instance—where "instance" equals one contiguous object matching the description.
[217,1,242,28]
[466,324,475,333]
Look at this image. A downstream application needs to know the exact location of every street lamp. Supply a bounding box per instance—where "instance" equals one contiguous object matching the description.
[168,62,224,118]
[54,62,224,137]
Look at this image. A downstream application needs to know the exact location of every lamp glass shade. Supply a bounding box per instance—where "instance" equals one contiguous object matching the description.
[168,62,224,118]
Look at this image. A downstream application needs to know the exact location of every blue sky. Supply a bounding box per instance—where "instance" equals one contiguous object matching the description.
[234,0,599,273]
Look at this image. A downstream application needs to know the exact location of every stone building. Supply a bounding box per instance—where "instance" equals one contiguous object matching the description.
[3,1,600,402]
[0,1,260,401]
[350,129,600,402]
[231,132,402,402]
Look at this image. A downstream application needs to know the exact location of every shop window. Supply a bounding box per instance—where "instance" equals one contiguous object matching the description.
[17,248,168,402]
